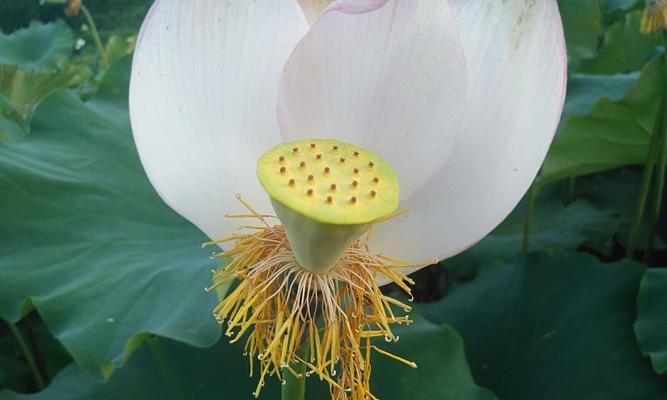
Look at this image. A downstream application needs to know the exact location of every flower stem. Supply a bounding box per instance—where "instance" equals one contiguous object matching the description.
[645,48,667,263]
[80,5,109,70]
[522,182,539,255]
[282,344,309,400]
[626,112,662,259]
[627,56,667,259]
[147,337,188,398]
[5,320,45,390]
[646,134,666,264]
[565,177,576,205]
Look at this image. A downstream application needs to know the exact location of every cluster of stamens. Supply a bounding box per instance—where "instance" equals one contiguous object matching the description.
[204,196,433,399]
[641,0,667,34]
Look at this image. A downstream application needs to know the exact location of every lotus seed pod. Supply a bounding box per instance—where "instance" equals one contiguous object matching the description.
[257,139,399,272]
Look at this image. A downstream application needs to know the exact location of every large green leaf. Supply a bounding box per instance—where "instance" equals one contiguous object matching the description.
[0,62,91,117]
[0,21,92,142]
[0,58,220,379]
[78,0,152,40]
[445,185,616,276]
[574,168,666,252]
[0,20,73,70]
[0,315,496,400]
[0,63,93,142]
[0,317,72,393]
[602,0,641,12]
[103,36,136,68]
[369,315,497,400]
[0,0,149,41]
[580,11,663,75]
[563,72,639,119]
[418,252,667,399]
[557,0,601,69]
[0,330,29,393]
[0,3,50,35]
[0,94,29,142]
[542,54,664,184]
[0,337,268,400]
[635,268,667,375]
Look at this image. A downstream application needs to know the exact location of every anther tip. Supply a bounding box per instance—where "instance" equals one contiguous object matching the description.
[332,145,338,151]
[292,147,299,153]
[289,178,295,186]
[339,157,346,163]
[279,166,286,173]
[330,184,337,191]
[316,154,322,159]
[310,143,316,149]
[299,161,306,168]
[324,167,330,173]
[307,189,314,196]
[350,196,357,204]
[326,196,333,203]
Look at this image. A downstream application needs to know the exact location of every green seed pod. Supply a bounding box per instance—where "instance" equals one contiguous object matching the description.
[257,139,399,273]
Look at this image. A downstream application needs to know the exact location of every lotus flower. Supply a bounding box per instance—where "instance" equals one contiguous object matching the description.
[129,0,566,398]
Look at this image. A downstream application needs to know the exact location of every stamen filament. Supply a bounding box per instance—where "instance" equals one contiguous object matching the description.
[210,220,418,399]
[371,346,418,368]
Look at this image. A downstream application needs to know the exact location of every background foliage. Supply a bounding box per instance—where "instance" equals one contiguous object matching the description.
[0,0,666,399]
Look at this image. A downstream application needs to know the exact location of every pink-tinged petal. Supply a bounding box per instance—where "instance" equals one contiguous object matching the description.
[326,0,390,13]
[130,0,309,243]
[297,0,332,25]
[373,0,567,282]
[298,0,387,25]
[278,0,468,197]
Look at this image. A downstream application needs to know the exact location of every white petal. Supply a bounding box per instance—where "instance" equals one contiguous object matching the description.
[130,0,309,243]
[277,0,468,197]
[372,0,567,277]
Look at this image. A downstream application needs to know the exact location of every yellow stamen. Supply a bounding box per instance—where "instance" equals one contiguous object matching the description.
[371,346,418,369]
[642,0,667,34]
[209,206,418,399]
